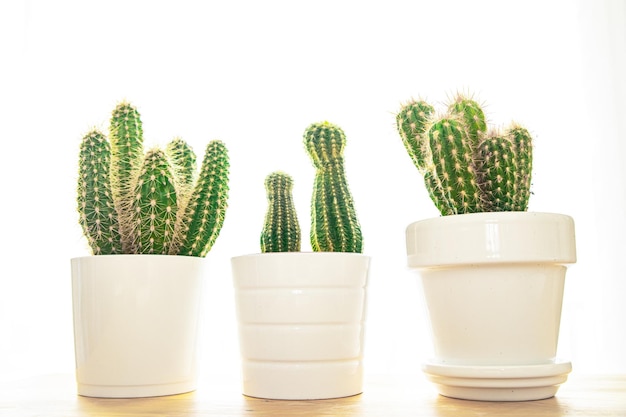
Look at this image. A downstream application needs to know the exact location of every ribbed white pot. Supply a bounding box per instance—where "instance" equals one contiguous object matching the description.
[71,255,206,398]
[231,252,370,400]
[406,212,577,401]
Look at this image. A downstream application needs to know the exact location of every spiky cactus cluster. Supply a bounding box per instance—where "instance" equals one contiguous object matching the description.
[260,121,363,254]
[78,101,229,257]
[396,93,533,215]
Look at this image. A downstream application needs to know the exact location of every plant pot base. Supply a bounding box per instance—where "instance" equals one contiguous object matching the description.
[241,359,363,400]
[422,359,572,401]
[77,380,196,399]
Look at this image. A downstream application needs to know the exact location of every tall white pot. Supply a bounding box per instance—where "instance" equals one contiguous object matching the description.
[71,255,206,398]
[231,252,370,400]
[406,212,577,401]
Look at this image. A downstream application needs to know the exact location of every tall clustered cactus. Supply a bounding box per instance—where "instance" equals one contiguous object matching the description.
[260,172,301,253]
[396,92,533,215]
[77,102,229,257]
[304,121,363,253]
[259,121,363,254]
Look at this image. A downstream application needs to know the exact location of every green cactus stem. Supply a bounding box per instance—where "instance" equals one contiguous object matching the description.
[395,99,435,173]
[507,124,533,211]
[128,149,178,254]
[176,140,230,257]
[166,137,197,192]
[427,116,483,214]
[304,121,363,253]
[260,172,301,253]
[77,130,122,255]
[476,131,517,212]
[109,101,144,252]
[447,93,487,146]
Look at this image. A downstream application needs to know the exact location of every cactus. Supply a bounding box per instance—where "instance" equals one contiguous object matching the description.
[508,124,533,211]
[304,121,363,253]
[259,121,364,254]
[396,92,534,215]
[395,99,435,173]
[260,172,301,253]
[129,149,179,254]
[77,130,122,255]
[428,115,484,214]
[109,102,144,252]
[77,102,229,257]
[175,140,230,257]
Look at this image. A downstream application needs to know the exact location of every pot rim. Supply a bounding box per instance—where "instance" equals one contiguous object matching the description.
[406,211,577,268]
[231,251,369,261]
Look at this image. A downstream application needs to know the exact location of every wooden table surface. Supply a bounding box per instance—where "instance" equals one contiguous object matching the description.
[1,373,625,417]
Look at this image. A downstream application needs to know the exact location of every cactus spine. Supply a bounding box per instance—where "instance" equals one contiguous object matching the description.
[396,92,534,215]
[260,172,301,253]
[77,102,229,257]
[304,121,363,253]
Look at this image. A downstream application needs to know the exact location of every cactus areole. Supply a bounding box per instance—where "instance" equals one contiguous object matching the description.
[260,121,363,254]
[396,93,533,215]
[77,101,229,257]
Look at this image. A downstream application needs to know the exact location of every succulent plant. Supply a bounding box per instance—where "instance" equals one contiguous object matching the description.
[260,172,301,253]
[260,121,363,254]
[304,121,363,253]
[396,93,533,215]
[78,101,229,257]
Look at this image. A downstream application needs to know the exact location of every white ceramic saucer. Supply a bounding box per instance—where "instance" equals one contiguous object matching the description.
[422,360,572,402]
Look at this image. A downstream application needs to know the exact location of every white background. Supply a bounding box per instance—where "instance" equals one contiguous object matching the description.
[1,0,625,381]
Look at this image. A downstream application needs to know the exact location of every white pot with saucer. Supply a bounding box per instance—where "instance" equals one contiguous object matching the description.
[406,212,577,401]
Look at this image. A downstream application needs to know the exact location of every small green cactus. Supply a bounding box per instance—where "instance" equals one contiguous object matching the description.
[77,130,122,255]
[259,121,363,254]
[260,172,301,253]
[175,140,230,257]
[77,102,229,257]
[396,92,534,215]
[304,121,363,253]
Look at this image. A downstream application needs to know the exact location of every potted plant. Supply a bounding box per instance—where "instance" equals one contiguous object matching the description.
[395,93,577,401]
[231,121,371,400]
[72,101,229,398]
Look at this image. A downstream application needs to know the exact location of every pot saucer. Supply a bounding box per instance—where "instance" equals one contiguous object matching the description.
[422,359,572,402]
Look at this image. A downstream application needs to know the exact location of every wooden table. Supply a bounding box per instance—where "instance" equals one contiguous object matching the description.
[1,373,624,416]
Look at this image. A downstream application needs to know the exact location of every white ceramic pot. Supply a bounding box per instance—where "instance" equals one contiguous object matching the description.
[231,252,370,400]
[406,212,577,401]
[71,255,206,398]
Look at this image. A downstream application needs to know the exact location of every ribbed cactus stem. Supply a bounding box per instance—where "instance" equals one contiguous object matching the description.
[109,101,144,251]
[77,130,122,254]
[507,124,533,211]
[177,140,229,257]
[476,131,517,211]
[260,172,301,253]
[396,99,435,173]
[166,137,197,193]
[448,93,487,146]
[129,149,178,254]
[428,116,483,214]
[304,121,363,253]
